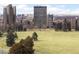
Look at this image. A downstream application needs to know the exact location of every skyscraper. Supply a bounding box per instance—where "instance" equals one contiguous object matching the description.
[34,6,47,28]
[3,4,16,31]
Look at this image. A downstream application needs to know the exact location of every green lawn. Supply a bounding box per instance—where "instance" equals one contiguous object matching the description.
[1,29,79,54]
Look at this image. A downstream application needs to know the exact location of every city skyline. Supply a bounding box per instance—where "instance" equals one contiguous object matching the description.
[0,4,79,15]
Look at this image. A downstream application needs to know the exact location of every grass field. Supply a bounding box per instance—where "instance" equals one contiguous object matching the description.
[0,29,79,54]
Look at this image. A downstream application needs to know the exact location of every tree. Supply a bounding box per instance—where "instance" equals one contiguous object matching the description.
[14,32,18,39]
[32,32,38,41]
[67,21,71,31]
[9,36,34,54]
[75,19,78,31]
[6,30,16,47]
[63,18,67,32]
[0,31,3,37]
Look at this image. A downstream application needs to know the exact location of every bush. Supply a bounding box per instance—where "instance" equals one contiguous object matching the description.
[32,32,38,41]
[14,32,18,39]
[0,31,3,37]
[6,31,16,47]
[9,36,34,54]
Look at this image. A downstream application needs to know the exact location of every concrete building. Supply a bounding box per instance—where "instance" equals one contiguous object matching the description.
[3,4,16,31]
[16,14,34,31]
[34,6,47,28]
[0,15,4,31]
[47,14,53,28]
[54,16,79,29]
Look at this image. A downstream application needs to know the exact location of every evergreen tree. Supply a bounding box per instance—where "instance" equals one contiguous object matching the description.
[75,19,78,31]
[9,36,34,54]
[32,32,38,41]
[63,18,67,32]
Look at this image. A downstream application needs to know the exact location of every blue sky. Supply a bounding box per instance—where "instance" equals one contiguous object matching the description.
[1,4,79,15]
[14,4,79,15]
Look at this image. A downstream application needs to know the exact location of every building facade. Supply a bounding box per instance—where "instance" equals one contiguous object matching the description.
[34,6,47,28]
[54,16,79,29]
[3,4,16,31]
[47,14,53,28]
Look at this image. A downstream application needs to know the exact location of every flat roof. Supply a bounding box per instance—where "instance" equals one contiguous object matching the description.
[34,6,47,8]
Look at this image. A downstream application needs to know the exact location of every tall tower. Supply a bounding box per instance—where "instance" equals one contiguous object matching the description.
[3,7,8,31]
[34,6,47,28]
[13,6,16,24]
[3,4,16,31]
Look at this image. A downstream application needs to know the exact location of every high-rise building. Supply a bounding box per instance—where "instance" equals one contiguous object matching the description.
[47,14,53,28]
[3,7,8,31]
[34,6,47,28]
[3,4,16,31]
[3,7,7,24]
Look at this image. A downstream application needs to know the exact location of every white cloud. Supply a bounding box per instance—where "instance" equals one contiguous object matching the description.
[0,5,3,14]
[71,9,79,15]
[59,5,65,8]
[47,6,79,15]
[0,0,11,6]
[0,0,79,15]
[16,4,33,14]
[16,5,27,14]
[48,7,70,15]
[0,4,79,15]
